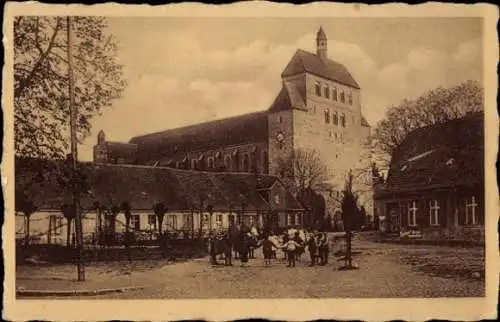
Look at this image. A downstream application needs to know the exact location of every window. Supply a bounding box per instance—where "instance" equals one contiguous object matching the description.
[315,82,321,96]
[184,214,193,229]
[340,91,345,103]
[224,155,231,171]
[408,201,417,227]
[237,215,245,225]
[169,215,178,230]
[191,159,198,170]
[324,86,330,98]
[465,196,479,225]
[130,215,140,231]
[207,157,214,170]
[333,111,339,125]
[216,214,223,226]
[295,214,301,226]
[242,153,251,172]
[50,215,63,235]
[429,200,440,226]
[324,109,330,124]
[332,87,338,101]
[347,92,353,105]
[340,113,346,127]
[313,105,317,114]
[148,214,157,230]
[279,116,283,123]
[287,213,294,226]
[261,150,268,173]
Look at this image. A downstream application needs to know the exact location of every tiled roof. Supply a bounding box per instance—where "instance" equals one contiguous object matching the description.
[282,49,360,89]
[129,111,268,164]
[376,112,484,196]
[105,141,138,163]
[15,159,304,213]
[268,81,307,112]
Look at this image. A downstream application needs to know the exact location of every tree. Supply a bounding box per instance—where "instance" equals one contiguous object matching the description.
[14,16,127,159]
[278,148,331,228]
[15,190,38,247]
[340,170,360,269]
[61,203,76,248]
[373,80,483,156]
[153,203,167,236]
[278,148,330,193]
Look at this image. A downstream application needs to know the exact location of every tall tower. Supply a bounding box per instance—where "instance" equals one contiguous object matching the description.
[316,26,327,60]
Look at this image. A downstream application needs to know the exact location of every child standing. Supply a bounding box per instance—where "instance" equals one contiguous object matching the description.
[262,235,274,267]
[282,238,300,267]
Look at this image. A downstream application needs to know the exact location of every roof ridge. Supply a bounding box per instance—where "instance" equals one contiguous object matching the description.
[130,110,269,142]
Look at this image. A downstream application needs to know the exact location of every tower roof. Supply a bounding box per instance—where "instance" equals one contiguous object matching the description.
[317,26,327,40]
[281,49,360,89]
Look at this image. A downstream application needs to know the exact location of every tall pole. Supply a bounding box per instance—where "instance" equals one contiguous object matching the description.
[67,16,85,281]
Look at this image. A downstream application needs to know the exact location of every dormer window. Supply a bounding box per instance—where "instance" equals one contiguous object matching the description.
[332,87,338,101]
[340,91,345,103]
[315,82,321,96]
[324,86,330,99]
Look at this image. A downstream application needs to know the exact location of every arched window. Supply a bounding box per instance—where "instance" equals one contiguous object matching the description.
[191,159,198,170]
[324,109,330,124]
[340,113,346,127]
[242,153,250,173]
[333,111,339,125]
[207,157,214,170]
[332,87,338,101]
[347,92,353,105]
[224,155,231,171]
[315,82,321,96]
[261,150,268,173]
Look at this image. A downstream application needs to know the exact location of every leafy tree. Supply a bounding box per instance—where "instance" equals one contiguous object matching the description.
[152,203,166,236]
[15,190,38,247]
[14,16,127,159]
[373,80,483,156]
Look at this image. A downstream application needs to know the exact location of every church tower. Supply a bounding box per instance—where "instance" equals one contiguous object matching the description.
[316,26,327,60]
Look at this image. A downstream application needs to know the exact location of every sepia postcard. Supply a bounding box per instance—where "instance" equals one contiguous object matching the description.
[2,1,499,321]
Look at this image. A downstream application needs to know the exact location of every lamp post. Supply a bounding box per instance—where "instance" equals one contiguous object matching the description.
[67,16,85,281]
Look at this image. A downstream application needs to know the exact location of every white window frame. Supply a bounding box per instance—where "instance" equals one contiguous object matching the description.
[130,214,140,231]
[169,215,178,230]
[465,196,479,226]
[408,201,417,227]
[429,200,440,226]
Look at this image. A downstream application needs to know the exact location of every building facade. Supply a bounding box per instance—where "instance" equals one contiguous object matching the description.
[15,160,304,246]
[94,27,372,219]
[374,113,484,242]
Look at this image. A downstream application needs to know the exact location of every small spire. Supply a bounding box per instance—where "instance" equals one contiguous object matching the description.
[317,26,327,40]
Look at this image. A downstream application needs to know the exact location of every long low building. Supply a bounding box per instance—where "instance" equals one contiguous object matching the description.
[15,158,305,245]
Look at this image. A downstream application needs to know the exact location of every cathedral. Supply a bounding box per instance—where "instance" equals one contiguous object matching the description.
[94,27,372,221]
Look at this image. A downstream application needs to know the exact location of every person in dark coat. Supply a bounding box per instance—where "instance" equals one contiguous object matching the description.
[307,233,317,266]
[237,231,251,267]
[262,234,274,267]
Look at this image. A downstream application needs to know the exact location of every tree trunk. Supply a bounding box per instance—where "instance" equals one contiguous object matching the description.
[66,218,72,248]
[25,214,31,247]
[158,215,164,236]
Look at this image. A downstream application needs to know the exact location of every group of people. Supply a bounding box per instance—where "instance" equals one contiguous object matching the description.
[208,226,331,268]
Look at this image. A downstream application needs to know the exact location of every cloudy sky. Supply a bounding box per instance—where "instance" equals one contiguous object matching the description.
[80,17,483,161]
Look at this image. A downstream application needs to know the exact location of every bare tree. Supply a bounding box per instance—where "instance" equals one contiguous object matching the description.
[373,80,483,156]
[278,147,331,193]
[14,16,127,159]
